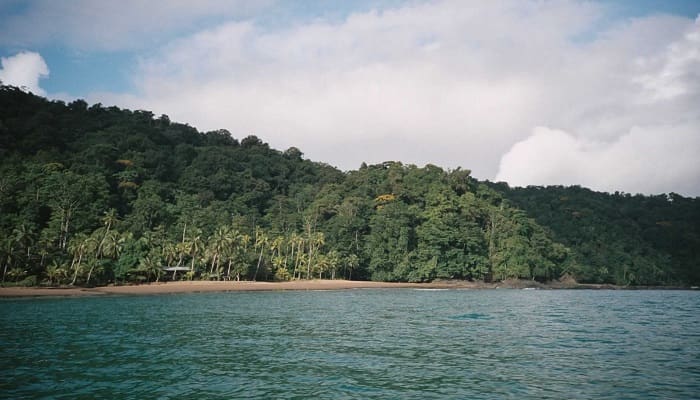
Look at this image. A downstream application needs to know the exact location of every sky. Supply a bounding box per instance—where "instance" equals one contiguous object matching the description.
[1,0,699,196]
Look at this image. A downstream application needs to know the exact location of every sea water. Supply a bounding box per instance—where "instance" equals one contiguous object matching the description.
[1,289,698,399]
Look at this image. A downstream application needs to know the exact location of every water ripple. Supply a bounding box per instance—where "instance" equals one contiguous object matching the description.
[1,290,699,399]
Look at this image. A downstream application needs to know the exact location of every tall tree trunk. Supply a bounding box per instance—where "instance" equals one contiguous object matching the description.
[86,263,95,285]
[290,243,296,279]
[62,208,72,250]
[70,252,83,285]
[95,222,112,261]
[253,247,264,281]
[2,258,8,283]
[307,244,313,280]
[487,212,497,283]
[209,254,217,276]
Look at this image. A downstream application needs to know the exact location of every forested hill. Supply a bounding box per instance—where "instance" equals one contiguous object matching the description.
[1,85,698,286]
[491,184,700,285]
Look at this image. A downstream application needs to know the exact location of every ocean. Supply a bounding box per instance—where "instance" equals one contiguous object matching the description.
[1,289,698,399]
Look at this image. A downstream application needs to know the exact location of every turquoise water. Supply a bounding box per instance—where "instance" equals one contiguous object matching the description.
[1,289,699,399]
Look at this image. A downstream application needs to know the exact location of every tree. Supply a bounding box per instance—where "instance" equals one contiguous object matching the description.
[45,260,68,285]
[1,86,699,288]
[68,233,96,285]
[326,250,340,279]
[307,232,325,279]
[315,253,330,279]
[1,237,16,283]
[344,254,359,280]
[85,209,120,285]
[365,200,415,281]
[41,169,108,250]
[137,255,163,282]
[13,224,35,260]
[206,227,231,279]
[186,232,204,275]
[252,228,268,281]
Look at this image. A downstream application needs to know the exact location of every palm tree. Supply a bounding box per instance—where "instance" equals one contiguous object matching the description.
[326,250,340,280]
[315,254,329,279]
[175,241,188,267]
[270,236,283,259]
[207,227,230,279]
[224,229,241,280]
[239,233,251,253]
[288,232,302,279]
[85,208,120,284]
[186,232,203,275]
[68,233,95,285]
[37,245,50,269]
[6,267,25,282]
[138,255,163,282]
[88,230,125,284]
[13,224,35,259]
[272,255,285,276]
[1,237,16,283]
[139,229,161,252]
[93,208,119,263]
[296,252,308,280]
[268,236,284,280]
[252,228,268,281]
[307,232,325,280]
[345,254,360,280]
[162,241,178,267]
[46,260,67,286]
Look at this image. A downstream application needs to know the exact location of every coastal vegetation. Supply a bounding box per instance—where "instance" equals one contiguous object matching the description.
[1,85,698,287]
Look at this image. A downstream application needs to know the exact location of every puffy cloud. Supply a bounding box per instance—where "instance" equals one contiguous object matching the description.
[495,125,700,195]
[635,16,700,101]
[0,51,48,95]
[101,1,604,175]
[497,16,700,196]
[90,1,699,195]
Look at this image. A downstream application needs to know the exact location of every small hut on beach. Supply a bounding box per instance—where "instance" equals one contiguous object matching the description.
[162,266,190,280]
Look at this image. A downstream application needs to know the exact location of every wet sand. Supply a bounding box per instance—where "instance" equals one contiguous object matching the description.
[0,280,490,297]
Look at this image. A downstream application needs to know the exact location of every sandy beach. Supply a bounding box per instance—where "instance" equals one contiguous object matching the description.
[0,279,495,297]
[0,278,661,297]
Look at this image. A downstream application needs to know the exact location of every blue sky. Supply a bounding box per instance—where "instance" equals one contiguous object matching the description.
[1,0,699,196]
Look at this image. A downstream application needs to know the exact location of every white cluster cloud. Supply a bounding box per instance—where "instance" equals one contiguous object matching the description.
[497,16,700,195]
[105,1,608,175]
[495,124,700,195]
[0,51,48,95]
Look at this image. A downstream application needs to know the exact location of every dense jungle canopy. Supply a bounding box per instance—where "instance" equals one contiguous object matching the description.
[1,85,698,286]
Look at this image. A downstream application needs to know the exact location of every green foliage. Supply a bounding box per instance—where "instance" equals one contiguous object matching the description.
[491,185,700,285]
[0,85,697,286]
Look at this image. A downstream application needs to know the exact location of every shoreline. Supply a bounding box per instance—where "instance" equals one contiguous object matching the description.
[0,279,696,298]
[0,280,442,297]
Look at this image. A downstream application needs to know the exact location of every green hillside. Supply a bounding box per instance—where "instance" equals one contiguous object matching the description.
[1,85,698,286]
